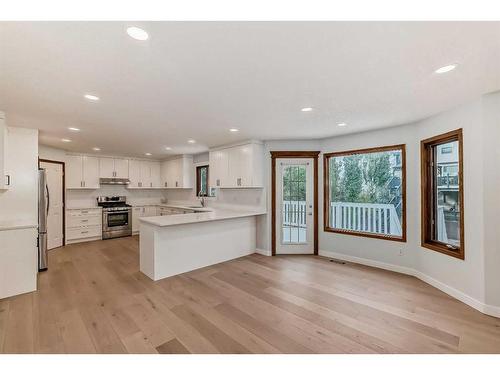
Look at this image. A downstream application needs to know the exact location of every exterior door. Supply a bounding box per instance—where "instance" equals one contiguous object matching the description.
[40,161,64,249]
[276,158,314,254]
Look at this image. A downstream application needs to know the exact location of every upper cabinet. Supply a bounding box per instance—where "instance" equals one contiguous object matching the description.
[160,155,193,188]
[99,157,129,179]
[66,155,100,189]
[209,141,263,188]
[0,111,10,190]
[128,160,161,188]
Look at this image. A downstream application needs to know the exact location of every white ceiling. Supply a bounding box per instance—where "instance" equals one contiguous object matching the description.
[1,21,499,158]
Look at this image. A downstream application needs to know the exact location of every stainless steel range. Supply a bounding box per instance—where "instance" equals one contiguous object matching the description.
[97,196,132,239]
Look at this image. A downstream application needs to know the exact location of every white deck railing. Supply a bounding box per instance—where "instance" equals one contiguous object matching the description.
[330,202,402,236]
[282,201,307,228]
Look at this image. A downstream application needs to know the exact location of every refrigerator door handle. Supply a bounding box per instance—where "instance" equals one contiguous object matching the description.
[46,183,50,215]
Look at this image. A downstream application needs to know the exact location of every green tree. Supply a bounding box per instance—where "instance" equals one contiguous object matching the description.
[362,153,392,203]
[342,155,363,202]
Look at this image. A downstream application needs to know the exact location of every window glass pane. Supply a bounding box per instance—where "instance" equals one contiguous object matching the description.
[327,148,403,238]
[434,141,460,247]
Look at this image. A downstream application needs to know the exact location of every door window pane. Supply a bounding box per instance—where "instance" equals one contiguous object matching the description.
[282,165,307,244]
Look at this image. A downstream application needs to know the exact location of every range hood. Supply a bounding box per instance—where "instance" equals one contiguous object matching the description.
[99,178,130,185]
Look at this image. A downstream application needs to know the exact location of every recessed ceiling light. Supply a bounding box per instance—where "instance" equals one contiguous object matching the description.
[145,152,152,156]
[301,107,313,112]
[92,147,101,151]
[61,138,72,142]
[435,64,457,74]
[127,27,149,41]
[68,127,80,132]
[187,139,196,144]
[229,128,239,132]
[337,122,347,127]
[84,94,100,101]
[165,146,172,150]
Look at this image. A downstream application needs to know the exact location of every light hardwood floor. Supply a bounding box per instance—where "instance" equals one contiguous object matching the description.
[1,236,500,353]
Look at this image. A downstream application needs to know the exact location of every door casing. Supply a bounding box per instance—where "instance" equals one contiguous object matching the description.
[270,151,320,256]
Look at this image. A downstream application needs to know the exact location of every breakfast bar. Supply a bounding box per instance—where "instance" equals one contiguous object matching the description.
[138,208,265,280]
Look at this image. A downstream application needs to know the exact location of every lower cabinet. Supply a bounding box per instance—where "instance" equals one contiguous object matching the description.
[0,227,37,299]
[65,208,102,244]
[132,205,159,234]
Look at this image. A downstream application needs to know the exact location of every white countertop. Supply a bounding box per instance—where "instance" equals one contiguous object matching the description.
[0,219,38,232]
[139,208,266,227]
[66,206,102,210]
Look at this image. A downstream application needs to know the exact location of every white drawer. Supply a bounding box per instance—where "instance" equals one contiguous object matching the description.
[66,208,101,218]
[66,225,101,240]
[66,215,101,228]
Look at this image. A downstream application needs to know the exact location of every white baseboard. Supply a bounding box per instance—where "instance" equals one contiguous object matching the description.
[319,249,500,318]
[255,248,272,256]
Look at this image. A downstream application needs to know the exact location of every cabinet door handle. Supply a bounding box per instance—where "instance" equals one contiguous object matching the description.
[5,175,10,186]
[175,181,178,187]
[165,182,167,187]
[150,182,152,187]
[81,219,88,222]
[216,179,220,187]
[81,231,89,234]
[237,178,241,186]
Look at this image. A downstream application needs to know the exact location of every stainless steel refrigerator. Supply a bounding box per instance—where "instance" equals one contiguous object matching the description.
[38,168,48,271]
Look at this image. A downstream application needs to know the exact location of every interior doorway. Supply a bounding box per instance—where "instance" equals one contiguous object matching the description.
[271,151,320,255]
[39,159,65,249]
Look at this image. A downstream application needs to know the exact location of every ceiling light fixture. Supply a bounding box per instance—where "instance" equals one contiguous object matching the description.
[145,152,152,156]
[127,27,149,41]
[92,147,101,151]
[229,128,239,132]
[165,147,172,150]
[84,94,100,101]
[187,139,196,144]
[61,138,72,142]
[301,107,313,112]
[435,64,457,74]
[337,122,347,127]
[68,127,80,132]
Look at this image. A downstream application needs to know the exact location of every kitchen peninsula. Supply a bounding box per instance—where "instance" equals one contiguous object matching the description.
[139,206,265,280]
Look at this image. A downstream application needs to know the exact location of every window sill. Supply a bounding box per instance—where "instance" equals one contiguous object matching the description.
[421,241,464,260]
[324,227,406,243]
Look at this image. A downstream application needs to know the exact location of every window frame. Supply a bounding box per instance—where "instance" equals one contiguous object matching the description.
[323,144,407,242]
[196,165,209,197]
[420,129,464,260]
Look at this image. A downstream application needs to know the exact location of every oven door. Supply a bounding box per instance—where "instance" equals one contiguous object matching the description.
[103,210,130,232]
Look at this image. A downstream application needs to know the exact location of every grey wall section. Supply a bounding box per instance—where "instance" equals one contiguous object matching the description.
[482,92,500,308]
[260,92,500,314]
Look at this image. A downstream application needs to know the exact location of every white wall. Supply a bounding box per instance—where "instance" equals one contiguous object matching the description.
[319,124,418,270]
[38,144,66,163]
[482,92,500,308]
[0,127,38,222]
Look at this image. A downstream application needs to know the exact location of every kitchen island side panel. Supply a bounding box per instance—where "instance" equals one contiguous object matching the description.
[140,216,256,280]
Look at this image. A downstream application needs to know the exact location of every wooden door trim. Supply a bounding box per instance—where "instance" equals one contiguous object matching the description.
[270,151,320,256]
[38,158,66,247]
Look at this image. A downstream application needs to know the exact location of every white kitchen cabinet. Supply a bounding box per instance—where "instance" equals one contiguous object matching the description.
[132,206,143,233]
[65,208,102,244]
[0,112,11,190]
[209,141,263,188]
[150,161,161,188]
[144,205,158,217]
[128,160,161,188]
[66,155,100,189]
[160,155,193,188]
[139,161,152,187]
[128,159,141,188]
[0,227,38,299]
[99,157,129,179]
